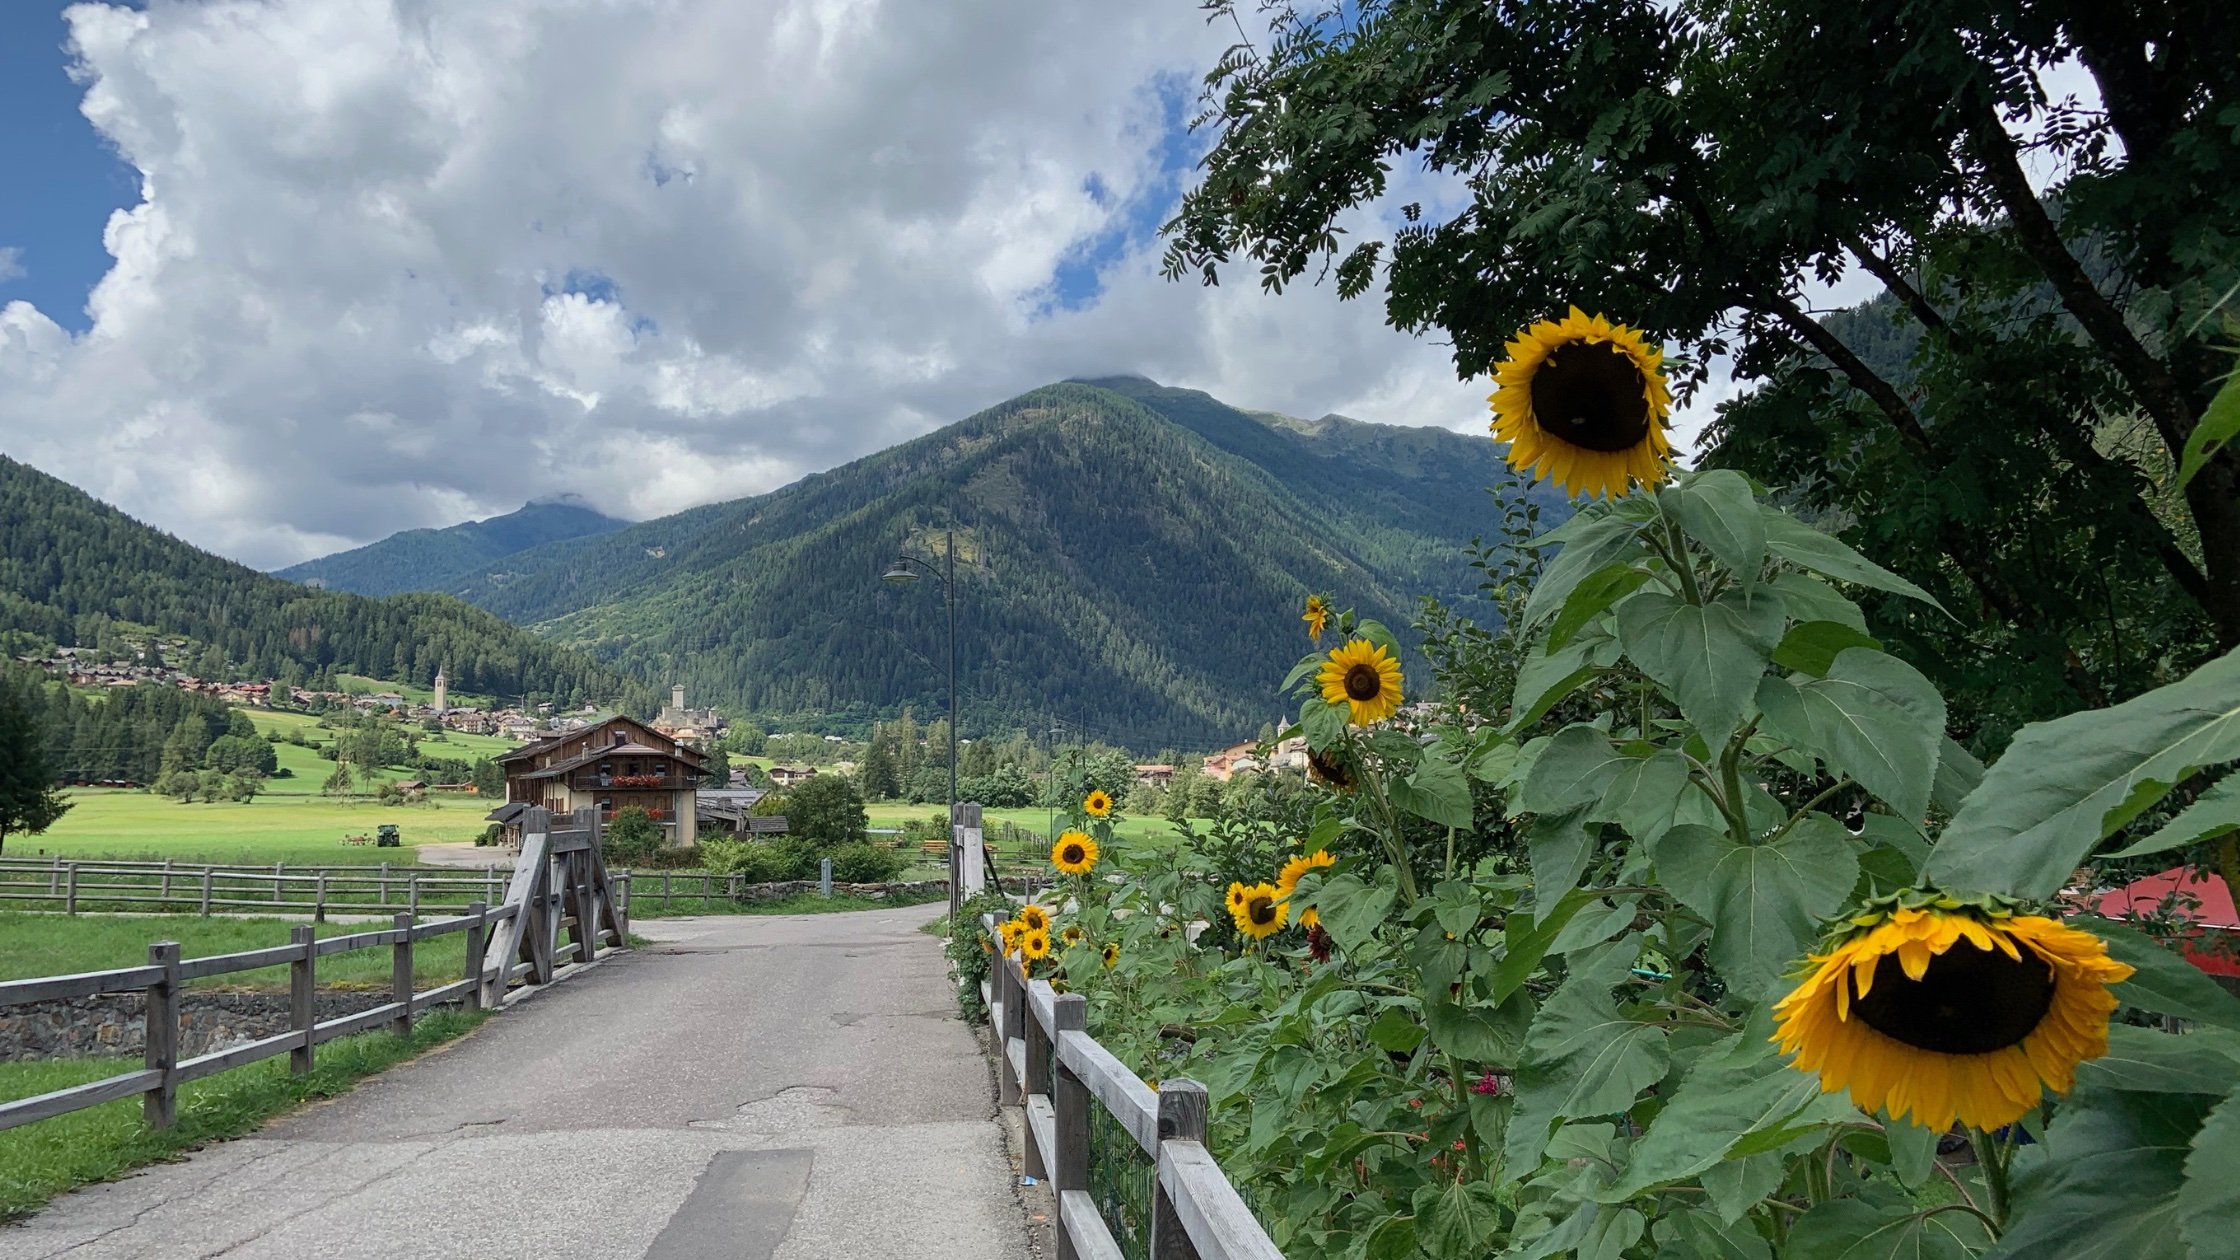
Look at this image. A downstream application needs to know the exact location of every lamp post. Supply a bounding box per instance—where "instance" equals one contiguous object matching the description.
[881,530,960,915]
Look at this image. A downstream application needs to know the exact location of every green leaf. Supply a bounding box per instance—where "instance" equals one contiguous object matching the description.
[1596,749,1695,844]
[1279,650,1327,695]
[1504,937,1670,1171]
[1603,1034,1853,1199]
[1356,617,1402,659]
[1700,1153,1787,1226]
[1515,724,1631,817]
[1426,996,1532,1063]
[1507,630,1613,733]
[1523,513,1652,627]
[1768,571,1868,632]
[1366,1005,1428,1053]
[1549,563,1654,652]
[1616,588,1787,750]
[1786,1199,1989,1260]
[1300,695,1347,752]
[1653,1207,1772,1260]
[2176,369,2240,490]
[1666,469,1767,587]
[1414,1181,1503,1260]
[1528,809,1596,897]
[1362,1213,1417,1260]
[2077,1024,2240,1094]
[1760,511,1948,615]
[1927,647,2240,899]
[1488,887,1598,1004]
[1393,751,1476,829]
[2111,772,2240,859]
[1767,648,1947,823]
[1987,1088,2205,1260]
[1930,736,1984,815]
[2178,1082,2240,1258]
[1314,872,1397,956]
[1770,620,1883,678]
[1652,817,1859,1000]
[2072,917,2240,1031]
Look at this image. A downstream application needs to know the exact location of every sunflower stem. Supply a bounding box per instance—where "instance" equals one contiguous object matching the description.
[1720,738,1754,843]
[1969,1127,2011,1226]
[1661,515,1705,606]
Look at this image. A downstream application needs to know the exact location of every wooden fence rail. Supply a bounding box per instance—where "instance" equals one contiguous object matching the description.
[982,916,1283,1260]
[0,807,627,1136]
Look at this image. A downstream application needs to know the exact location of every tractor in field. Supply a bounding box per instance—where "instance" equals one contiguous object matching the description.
[376,824,402,848]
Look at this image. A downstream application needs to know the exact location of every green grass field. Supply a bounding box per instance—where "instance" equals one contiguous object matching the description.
[0,912,472,990]
[0,1010,486,1221]
[16,790,497,865]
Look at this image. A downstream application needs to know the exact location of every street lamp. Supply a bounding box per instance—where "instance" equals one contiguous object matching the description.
[882,530,960,915]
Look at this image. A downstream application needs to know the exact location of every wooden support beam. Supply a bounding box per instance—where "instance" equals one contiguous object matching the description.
[390,912,414,1038]
[290,924,315,1075]
[1051,993,1091,1260]
[1151,1080,1208,1260]
[143,941,180,1129]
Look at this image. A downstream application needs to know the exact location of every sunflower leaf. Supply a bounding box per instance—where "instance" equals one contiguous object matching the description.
[1651,817,1859,1001]
[2108,772,2240,859]
[1928,647,2240,899]
[1602,1033,1854,1201]
[2071,916,2240,1032]
[2176,368,2240,489]
[1665,469,1768,588]
[1615,588,1787,751]
[1652,1206,1773,1260]
[1354,618,1403,659]
[1299,695,1347,752]
[2076,1024,2240,1094]
[1770,620,1883,678]
[1507,627,1618,733]
[1759,511,1949,616]
[1523,513,1654,628]
[1393,751,1475,829]
[1504,935,1670,1172]
[1548,562,1655,652]
[1313,872,1396,956]
[1985,1088,2202,1260]
[1762,647,1946,823]
[2177,1080,2240,1258]
[1788,1199,1989,1260]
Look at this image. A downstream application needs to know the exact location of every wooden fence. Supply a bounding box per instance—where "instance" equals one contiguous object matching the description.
[0,856,523,919]
[0,807,626,1135]
[984,919,1282,1260]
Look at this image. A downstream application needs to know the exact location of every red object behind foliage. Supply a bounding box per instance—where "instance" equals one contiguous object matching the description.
[2092,867,2240,978]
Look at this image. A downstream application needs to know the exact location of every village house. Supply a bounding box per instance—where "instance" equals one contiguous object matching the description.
[491,714,708,847]
[1132,764,1176,787]
[649,684,727,743]
[767,764,818,788]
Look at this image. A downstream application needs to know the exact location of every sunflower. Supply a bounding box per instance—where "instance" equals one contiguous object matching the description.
[1101,942,1120,968]
[1302,594,1332,642]
[1083,789,1114,818]
[1017,903,1052,935]
[1062,925,1085,945]
[1231,881,1289,940]
[1488,307,1674,499]
[1306,746,1356,792]
[1772,891,2134,1132]
[999,919,1027,956]
[1052,830,1100,876]
[1225,881,1249,915]
[1318,638,1404,726]
[1277,849,1337,930]
[1022,929,1052,962]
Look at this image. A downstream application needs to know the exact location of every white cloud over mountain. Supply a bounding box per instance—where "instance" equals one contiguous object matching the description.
[0,1,1707,569]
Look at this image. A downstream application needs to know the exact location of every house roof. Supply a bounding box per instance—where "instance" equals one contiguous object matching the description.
[484,802,531,824]
[2092,867,2240,978]
[496,716,708,767]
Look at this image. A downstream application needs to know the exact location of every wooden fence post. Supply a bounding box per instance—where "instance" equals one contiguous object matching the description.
[379,862,389,907]
[199,868,213,916]
[1024,979,1055,1181]
[1052,993,1090,1260]
[160,858,174,902]
[1151,1079,1210,1260]
[144,941,181,1129]
[464,901,488,1011]
[391,912,414,1037]
[407,871,420,920]
[290,925,316,1074]
[314,872,328,923]
[48,855,60,897]
[997,957,1024,1107]
[64,863,77,915]
[274,862,285,903]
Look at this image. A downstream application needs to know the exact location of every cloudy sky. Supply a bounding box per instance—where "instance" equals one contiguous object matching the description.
[0,1,1751,570]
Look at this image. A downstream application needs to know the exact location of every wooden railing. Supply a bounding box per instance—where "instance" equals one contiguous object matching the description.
[0,807,628,1135]
[0,857,530,919]
[983,919,1283,1260]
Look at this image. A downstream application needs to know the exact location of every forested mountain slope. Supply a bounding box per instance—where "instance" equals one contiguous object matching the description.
[0,456,648,709]
[273,496,626,596]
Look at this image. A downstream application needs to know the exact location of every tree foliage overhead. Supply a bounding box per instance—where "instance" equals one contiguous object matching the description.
[1163,0,2240,748]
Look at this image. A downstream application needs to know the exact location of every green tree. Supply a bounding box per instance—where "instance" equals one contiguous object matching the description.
[322,761,355,797]
[0,683,70,854]
[205,733,277,776]
[603,806,666,864]
[859,736,901,800]
[470,757,505,796]
[1162,0,2240,746]
[783,773,867,850]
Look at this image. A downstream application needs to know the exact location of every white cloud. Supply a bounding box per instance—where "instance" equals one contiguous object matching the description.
[0,248,23,283]
[0,1,1688,570]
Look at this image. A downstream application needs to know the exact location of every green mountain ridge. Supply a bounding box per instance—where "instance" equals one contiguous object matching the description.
[426,378,1562,747]
[0,455,651,711]
[273,496,627,596]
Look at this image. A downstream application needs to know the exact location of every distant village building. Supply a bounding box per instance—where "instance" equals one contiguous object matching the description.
[767,764,818,788]
[433,666,448,715]
[491,715,708,847]
[650,684,726,742]
[1132,764,1176,787]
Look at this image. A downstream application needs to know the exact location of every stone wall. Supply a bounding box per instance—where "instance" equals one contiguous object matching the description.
[0,990,397,1062]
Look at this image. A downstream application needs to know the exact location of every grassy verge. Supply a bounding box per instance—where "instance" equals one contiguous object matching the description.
[21,789,502,866]
[0,913,470,990]
[0,1008,488,1221]
[635,889,948,917]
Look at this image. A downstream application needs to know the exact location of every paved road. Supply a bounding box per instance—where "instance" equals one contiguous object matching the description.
[2,906,1029,1260]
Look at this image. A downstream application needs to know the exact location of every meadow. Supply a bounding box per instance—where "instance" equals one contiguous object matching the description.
[0,912,469,990]
[14,790,495,865]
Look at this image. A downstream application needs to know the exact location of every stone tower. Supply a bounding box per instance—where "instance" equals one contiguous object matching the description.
[672,684,686,712]
[433,666,449,715]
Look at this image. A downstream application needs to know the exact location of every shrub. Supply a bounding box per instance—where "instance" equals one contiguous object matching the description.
[826,842,906,884]
[602,806,667,864]
[784,774,867,849]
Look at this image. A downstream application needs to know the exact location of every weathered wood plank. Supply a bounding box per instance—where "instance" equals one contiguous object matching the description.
[143,942,180,1128]
[1158,1140,1283,1260]
[1057,1030,1160,1155]
[175,1030,299,1083]
[179,943,305,980]
[310,1001,407,1044]
[409,914,480,941]
[1027,978,1058,1035]
[1026,1093,1057,1179]
[313,928,408,957]
[1060,1191,1127,1260]
[0,965,165,1007]
[1051,993,1092,1260]
[0,1069,163,1133]
[1006,1036,1026,1092]
[410,977,477,1012]
[290,924,315,1075]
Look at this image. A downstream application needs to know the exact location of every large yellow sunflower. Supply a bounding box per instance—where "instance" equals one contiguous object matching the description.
[1318,638,1404,726]
[1101,942,1120,969]
[1772,892,2133,1132]
[1277,849,1336,929]
[1017,903,1052,935]
[1052,830,1100,876]
[1488,307,1674,499]
[1303,594,1332,642]
[1231,881,1289,940]
[1225,881,1249,915]
[1083,789,1114,818]
[1021,929,1052,962]
[999,919,1027,956]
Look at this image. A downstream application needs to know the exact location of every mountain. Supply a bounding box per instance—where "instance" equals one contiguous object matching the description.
[433,379,1562,747]
[274,495,627,596]
[0,455,652,710]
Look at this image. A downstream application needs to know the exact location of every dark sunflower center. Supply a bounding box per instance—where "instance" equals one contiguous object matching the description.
[1851,941,2056,1055]
[1529,340,1651,453]
[1248,896,1278,926]
[1344,663,1384,701]
[1062,844,1085,864]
